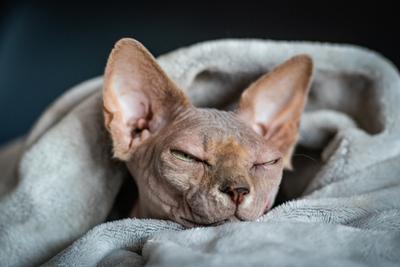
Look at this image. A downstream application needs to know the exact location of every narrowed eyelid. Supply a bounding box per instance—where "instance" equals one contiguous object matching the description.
[253,157,281,167]
[170,149,201,161]
[170,149,197,159]
[170,149,211,166]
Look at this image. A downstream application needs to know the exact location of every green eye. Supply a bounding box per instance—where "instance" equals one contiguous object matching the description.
[170,149,198,162]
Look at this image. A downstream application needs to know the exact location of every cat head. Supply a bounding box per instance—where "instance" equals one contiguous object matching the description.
[103,38,313,227]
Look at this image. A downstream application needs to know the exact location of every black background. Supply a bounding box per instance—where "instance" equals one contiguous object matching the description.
[0,0,398,145]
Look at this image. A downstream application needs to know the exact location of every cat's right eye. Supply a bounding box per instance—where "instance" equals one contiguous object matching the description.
[170,149,199,163]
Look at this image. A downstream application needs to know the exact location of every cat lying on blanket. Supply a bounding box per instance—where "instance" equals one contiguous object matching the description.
[102,38,314,228]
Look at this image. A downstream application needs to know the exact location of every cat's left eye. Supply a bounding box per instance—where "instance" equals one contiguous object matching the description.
[264,158,281,165]
[170,149,200,163]
[253,158,281,168]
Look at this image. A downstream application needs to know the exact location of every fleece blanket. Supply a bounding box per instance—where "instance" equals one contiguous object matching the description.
[1,39,400,267]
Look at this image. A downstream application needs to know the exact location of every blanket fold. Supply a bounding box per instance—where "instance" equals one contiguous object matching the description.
[1,39,399,267]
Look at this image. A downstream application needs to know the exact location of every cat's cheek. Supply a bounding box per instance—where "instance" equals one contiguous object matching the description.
[250,167,283,216]
[160,160,203,192]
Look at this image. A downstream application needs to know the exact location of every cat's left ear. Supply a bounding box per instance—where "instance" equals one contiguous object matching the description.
[236,55,314,169]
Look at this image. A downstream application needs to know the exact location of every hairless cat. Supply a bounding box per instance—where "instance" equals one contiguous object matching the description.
[103,38,314,227]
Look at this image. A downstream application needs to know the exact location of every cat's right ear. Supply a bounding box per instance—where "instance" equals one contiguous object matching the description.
[103,38,190,160]
[236,55,313,169]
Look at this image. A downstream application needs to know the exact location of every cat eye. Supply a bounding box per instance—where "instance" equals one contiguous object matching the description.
[253,158,281,168]
[170,149,201,163]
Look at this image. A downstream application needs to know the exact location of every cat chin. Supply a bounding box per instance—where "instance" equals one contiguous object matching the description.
[177,215,248,228]
[179,217,230,228]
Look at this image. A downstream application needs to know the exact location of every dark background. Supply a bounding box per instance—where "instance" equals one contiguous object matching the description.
[0,0,398,145]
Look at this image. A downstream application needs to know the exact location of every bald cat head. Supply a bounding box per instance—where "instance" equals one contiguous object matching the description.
[103,38,313,227]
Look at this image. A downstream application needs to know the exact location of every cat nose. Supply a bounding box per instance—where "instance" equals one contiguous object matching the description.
[219,185,250,205]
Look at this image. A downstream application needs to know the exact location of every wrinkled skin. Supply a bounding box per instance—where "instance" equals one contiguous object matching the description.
[127,109,283,227]
[103,38,313,228]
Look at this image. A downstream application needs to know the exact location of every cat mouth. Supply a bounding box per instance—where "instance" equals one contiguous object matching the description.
[180,217,229,227]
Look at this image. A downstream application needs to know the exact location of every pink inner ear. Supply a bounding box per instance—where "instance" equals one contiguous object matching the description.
[252,123,266,136]
[103,38,192,160]
[116,88,152,151]
[253,78,295,123]
[236,55,313,169]
[109,77,155,152]
[120,91,149,126]
[113,77,150,129]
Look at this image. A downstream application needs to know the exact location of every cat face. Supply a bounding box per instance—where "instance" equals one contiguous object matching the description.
[127,108,283,226]
[103,38,313,227]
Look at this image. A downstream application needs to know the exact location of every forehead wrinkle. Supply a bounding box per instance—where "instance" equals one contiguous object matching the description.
[202,134,209,153]
[211,137,249,169]
[174,107,264,158]
[219,137,248,157]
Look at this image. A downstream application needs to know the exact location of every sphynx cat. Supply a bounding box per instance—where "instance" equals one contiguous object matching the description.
[103,38,313,227]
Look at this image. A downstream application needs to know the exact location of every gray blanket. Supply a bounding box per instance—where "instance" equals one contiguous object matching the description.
[1,39,400,267]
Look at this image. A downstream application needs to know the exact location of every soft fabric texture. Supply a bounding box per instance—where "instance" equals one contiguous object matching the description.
[1,39,400,267]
